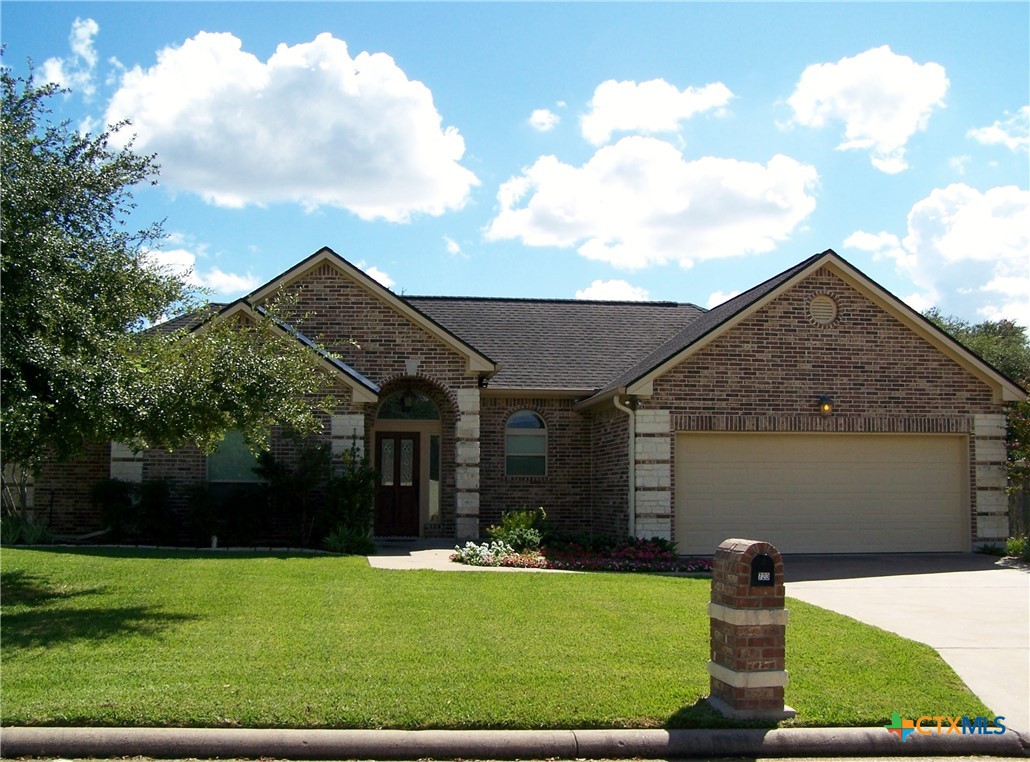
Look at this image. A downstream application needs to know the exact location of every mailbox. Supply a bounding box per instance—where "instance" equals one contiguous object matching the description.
[750,553,775,586]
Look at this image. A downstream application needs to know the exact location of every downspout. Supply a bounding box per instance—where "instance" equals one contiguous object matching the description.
[613,395,636,538]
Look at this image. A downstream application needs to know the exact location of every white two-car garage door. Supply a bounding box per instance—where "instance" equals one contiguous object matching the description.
[674,433,968,555]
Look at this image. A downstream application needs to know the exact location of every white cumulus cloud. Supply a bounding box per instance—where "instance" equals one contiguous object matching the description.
[967,106,1030,154]
[786,45,949,174]
[529,109,560,132]
[581,78,734,146]
[41,17,100,98]
[575,279,650,301]
[144,247,259,298]
[105,32,479,222]
[357,261,395,289]
[485,136,818,269]
[845,184,1030,326]
[706,290,741,309]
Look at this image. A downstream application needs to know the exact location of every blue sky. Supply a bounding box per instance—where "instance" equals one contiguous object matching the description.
[3,2,1028,325]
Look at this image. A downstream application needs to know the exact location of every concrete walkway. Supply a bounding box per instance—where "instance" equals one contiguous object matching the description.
[784,554,1030,738]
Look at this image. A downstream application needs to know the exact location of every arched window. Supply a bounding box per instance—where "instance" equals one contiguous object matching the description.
[378,391,440,420]
[506,410,546,476]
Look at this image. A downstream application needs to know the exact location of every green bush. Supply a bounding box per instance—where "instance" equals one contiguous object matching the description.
[90,478,177,544]
[185,482,229,547]
[0,514,53,545]
[89,478,136,542]
[254,441,332,546]
[322,448,377,537]
[1006,535,1030,560]
[324,523,376,555]
[487,507,546,551]
[137,480,174,544]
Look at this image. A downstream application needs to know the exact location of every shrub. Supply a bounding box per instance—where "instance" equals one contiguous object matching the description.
[89,478,136,542]
[88,478,177,544]
[185,483,221,546]
[449,536,712,573]
[451,541,516,566]
[487,507,545,551]
[322,448,377,539]
[0,514,53,545]
[137,480,174,544]
[324,523,377,555]
[1006,535,1030,560]
[254,440,332,546]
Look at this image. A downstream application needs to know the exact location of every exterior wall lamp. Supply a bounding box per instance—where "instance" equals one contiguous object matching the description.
[401,391,416,412]
[818,395,834,417]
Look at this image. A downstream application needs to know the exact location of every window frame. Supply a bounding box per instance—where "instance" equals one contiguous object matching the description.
[504,410,547,477]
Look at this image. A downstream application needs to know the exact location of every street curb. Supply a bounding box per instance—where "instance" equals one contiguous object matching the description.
[2,726,1028,759]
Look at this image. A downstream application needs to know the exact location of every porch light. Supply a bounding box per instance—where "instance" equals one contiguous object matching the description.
[818,395,833,417]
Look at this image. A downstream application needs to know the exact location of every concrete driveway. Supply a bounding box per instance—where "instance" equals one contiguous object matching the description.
[784,554,1029,738]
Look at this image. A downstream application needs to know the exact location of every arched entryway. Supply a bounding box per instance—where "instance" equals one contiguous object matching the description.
[372,389,443,537]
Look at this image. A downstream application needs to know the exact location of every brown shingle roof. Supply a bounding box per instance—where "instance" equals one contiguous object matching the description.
[407,296,704,390]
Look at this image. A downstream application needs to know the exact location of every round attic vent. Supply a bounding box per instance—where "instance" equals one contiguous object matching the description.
[809,295,838,325]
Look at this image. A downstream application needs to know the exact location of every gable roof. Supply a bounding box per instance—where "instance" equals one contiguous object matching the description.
[408,296,704,391]
[186,300,380,405]
[154,247,1025,407]
[582,249,1026,406]
[247,247,497,376]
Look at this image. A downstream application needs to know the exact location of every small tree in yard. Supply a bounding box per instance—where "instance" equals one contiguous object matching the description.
[0,66,335,513]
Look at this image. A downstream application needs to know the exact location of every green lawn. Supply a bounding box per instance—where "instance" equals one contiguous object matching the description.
[0,547,989,729]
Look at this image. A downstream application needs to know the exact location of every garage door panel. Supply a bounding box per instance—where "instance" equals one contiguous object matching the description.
[674,433,967,555]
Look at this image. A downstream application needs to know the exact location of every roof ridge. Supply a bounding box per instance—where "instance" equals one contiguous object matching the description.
[406,294,701,308]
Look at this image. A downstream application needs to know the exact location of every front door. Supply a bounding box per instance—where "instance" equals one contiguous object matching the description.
[374,432,420,536]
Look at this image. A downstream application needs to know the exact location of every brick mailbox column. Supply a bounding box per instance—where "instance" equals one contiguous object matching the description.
[707,538,795,720]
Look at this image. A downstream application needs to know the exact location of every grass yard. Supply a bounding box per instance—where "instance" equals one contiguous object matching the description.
[0,547,990,730]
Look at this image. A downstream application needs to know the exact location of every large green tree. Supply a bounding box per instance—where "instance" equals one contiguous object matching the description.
[925,308,1030,485]
[1,68,334,474]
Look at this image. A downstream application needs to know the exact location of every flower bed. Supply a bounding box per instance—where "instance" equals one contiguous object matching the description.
[451,538,712,574]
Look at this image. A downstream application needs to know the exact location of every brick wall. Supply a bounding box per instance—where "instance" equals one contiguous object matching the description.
[589,405,630,537]
[640,268,1001,545]
[272,263,478,392]
[649,269,996,419]
[479,395,593,535]
[34,442,110,535]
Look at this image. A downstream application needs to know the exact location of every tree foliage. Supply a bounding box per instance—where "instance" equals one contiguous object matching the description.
[1,66,335,472]
[924,308,1030,485]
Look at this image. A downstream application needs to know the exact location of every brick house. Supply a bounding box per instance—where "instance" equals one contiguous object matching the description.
[36,246,1025,553]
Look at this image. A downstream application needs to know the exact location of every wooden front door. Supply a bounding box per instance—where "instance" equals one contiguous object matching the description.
[374,432,420,536]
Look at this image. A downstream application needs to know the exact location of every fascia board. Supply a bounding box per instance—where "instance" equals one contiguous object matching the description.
[574,387,625,411]
[820,259,1027,404]
[246,247,496,376]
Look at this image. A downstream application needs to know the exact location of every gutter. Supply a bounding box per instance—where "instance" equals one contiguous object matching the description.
[612,395,636,538]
